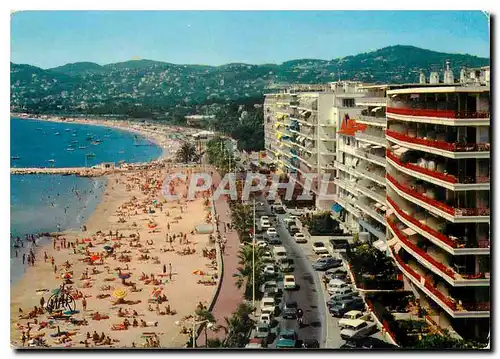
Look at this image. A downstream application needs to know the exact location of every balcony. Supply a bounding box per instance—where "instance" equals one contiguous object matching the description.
[386,107,490,126]
[355,199,386,226]
[386,174,490,223]
[390,249,490,318]
[386,150,490,191]
[357,115,387,127]
[355,130,386,147]
[356,97,387,107]
[355,148,386,167]
[386,196,490,256]
[385,130,490,159]
[357,180,386,204]
[332,194,361,218]
[334,178,358,196]
[359,219,386,240]
[356,166,386,187]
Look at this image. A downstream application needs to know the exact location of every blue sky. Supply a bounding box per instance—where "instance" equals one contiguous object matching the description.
[11,10,490,69]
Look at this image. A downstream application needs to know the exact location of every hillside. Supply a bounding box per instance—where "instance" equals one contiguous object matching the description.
[11,45,489,117]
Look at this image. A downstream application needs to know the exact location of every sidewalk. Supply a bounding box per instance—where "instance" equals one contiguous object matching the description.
[196,171,244,346]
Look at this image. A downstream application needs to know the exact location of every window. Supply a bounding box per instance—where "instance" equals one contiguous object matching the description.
[343,99,355,108]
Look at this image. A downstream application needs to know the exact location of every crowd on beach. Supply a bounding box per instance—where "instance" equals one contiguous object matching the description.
[11,163,229,348]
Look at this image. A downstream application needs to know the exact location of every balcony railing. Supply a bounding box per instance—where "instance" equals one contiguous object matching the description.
[386,107,490,119]
[387,196,458,249]
[392,250,490,315]
[358,115,387,126]
[386,150,490,185]
[359,219,386,240]
[386,174,490,217]
[386,130,491,153]
[355,148,386,167]
[356,200,386,225]
[357,182,386,204]
[356,167,386,186]
[387,217,456,280]
[355,131,386,146]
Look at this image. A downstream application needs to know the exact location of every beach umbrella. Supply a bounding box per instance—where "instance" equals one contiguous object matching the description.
[192,270,204,275]
[112,288,128,300]
[90,255,100,262]
[150,287,163,298]
[64,273,72,279]
[83,238,91,243]
[118,272,131,280]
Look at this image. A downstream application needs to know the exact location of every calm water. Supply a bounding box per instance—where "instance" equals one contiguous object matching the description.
[10,117,163,283]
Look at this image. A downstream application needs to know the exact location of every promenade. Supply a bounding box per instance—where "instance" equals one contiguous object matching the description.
[197,171,244,346]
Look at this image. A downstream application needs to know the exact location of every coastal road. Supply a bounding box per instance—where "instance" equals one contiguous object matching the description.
[258,198,325,348]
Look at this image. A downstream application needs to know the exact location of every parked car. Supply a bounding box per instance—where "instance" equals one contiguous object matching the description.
[257,240,269,248]
[283,275,296,290]
[272,205,286,214]
[251,324,272,344]
[263,264,276,276]
[324,265,347,278]
[267,228,278,237]
[268,237,282,245]
[312,242,329,255]
[326,292,360,308]
[261,251,274,263]
[279,257,295,273]
[283,217,298,227]
[329,298,365,317]
[326,279,347,294]
[260,219,271,230]
[294,232,307,243]
[259,313,273,326]
[328,272,349,282]
[340,319,377,340]
[260,297,276,315]
[327,283,352,296]
[345,337,399,349]
[302,339,320,348]
[260,280,278,294]
[276,330,298,349]
[282,300,298,319]
[339,311,371,328]
[312,257,342,271]
[330,239,350,253]
[260,216,270,226]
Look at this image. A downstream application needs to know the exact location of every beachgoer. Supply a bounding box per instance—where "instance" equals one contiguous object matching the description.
[82,297,87,311]
[163,264,166,274]
[22,253,25,265]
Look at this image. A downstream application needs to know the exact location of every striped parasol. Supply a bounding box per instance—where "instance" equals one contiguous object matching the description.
[112,288,128,300]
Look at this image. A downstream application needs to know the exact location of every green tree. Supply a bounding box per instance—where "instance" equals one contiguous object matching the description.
[195,307,216,348]
[233,244,266,300]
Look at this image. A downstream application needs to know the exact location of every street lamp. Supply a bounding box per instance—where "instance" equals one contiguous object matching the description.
[175,315,214,348]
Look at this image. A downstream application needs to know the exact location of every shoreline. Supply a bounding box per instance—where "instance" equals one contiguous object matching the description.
[11,165,219,348]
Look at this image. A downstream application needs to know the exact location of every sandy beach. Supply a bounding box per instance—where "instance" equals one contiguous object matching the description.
[10,115,220,348]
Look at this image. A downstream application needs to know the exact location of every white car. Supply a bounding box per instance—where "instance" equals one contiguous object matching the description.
[257,240,269,248]
[263,265,276,276]
[312,241,329,255]
[266,228,278,237]
[259,313,272,326]
[260,297,276,314]
[260,219,271,229]
[328,282,351,295]
[260,216,270,226]
[339,311,371,329]
[283,275,296,290]
[294,232,307,243]
[340,319,377,340]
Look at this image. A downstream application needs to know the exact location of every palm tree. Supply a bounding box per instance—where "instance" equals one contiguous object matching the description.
[233,244,266,300]
[176,142,196,163]
[195,307,216,348]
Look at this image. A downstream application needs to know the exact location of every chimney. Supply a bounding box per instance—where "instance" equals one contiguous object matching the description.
[419,72,427,84]
[443,60,454,84]
[429,72,439,84]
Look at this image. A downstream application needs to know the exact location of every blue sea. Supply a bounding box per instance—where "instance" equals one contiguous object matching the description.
[10,117,163,283]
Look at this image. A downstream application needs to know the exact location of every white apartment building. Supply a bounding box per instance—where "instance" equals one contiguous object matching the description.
[385,65,490,341]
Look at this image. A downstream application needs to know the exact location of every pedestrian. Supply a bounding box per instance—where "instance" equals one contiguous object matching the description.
[82,297,87,311]
[221,244,226,254]
[163,264,166,274]
[21,331,26,347]
[22,253,25,265]
[169,263,172,280]
[40,296,45,309]
[15,250,18,258]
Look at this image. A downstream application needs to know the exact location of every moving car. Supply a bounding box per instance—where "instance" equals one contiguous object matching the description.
[282,300,298,319]
[260,216,270,227]
[312,242,329,255]
[267,227,278,237]
[283,275,296,290]
[276,330,298,349]
[294,232,307,243]
[261,251,274,263]
[268,237,282,245]
[259,313,273,326]
[288,225,300,235]
[272,246,288,263]
[339,311,371,328]
[312,257,342,271]
[260,219,271,230]
[340,319,377,340]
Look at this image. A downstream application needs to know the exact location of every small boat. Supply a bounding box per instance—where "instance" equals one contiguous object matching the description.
[64,128,71,132]
[118,150,125,154]
[85,137,93,141]
[48,159,56,163]
[104,135,110,138]
[66,148,75,151]
[78,146,87,149]
[70,140,78,143]
[86,153,96,158]
[54,132,60,136]
[91,141,100,145]
[11,156,21,160]
[36,128,42,131]
[72,134,77,137]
